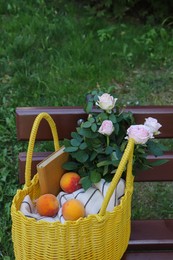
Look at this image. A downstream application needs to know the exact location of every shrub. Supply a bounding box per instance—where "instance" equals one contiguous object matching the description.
[81,0,173,23]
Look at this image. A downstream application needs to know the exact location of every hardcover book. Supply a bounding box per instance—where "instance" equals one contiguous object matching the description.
[37,146,69,196]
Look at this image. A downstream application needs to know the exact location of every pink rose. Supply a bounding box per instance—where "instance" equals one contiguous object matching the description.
[96,93,117,113]
[126,124,153,144]
[98,120,114,136]
[144,117,162,135]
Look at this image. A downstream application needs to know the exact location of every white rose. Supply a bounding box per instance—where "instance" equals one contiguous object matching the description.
[144,117,162,135]
[96,93,117,113]
[126,124,153,144]
[98,120,114,136]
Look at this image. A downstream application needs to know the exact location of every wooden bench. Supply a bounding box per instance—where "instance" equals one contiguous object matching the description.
[16,106,173,259]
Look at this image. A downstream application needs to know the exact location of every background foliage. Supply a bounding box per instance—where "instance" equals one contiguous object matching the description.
[82,0,173,23]
[0,0,173,258]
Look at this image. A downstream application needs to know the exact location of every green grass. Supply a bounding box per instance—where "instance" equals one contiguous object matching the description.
[0,0,173,258]
[132,182,173,219]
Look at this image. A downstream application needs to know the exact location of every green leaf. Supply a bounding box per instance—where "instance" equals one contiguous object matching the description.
[90,171,101,183]
[74,150,89,163]
[149,159,169,167]
[136,146,147,154]
[70,138,81,146]
[114,123,119,135]
[147,141,164,156]
[112,159,120,167]
[90,151,97,161]
[2,256,11,260]
[109,113,117,123]
[91,90,99,96]
[120,140,128,152]
[157,143,169,151]
[97,112,108,121]
[91,123,97,132]
[80,142,87,150]
[82,121,92,128]
[97,160,112,167]
[63,161,79,170]
[78,168,88,177]
[114,147,123,160]
[85,101,93,113]
[81,176,92,190]
[64,146,78,152]
[105,146,113,155]
[88,116,95,123]
[63,138,71,147]
[122,111,134,122]
[90,138,102,146]
[71,132,82,142]
[93,91,102,102]
[77,127,98,138]
[103,165,109,176]
[111,151,118,160]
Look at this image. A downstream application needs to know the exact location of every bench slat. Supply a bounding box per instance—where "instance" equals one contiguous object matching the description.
[135,152,173,182]
[16,107,87,140]
[16,106,173,140]
[18,152,173,184]
[122,251,173,260]
[129,219,173,251]
[18,152,51,184]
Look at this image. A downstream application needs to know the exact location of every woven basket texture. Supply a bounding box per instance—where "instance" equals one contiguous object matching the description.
[11,113,134,260]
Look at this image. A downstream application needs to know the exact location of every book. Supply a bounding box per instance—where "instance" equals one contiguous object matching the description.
[37,146,69,196]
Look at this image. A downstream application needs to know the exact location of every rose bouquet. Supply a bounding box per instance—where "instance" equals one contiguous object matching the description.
[63,89,168,189]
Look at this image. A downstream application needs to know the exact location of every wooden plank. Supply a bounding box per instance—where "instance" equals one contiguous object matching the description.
[18,152,52,184]
[135,153,173,182]
[122,251,173,260]
[16,106,173,183]
[128,219,173,251]
[18,152,173,184]
[16,107,87,140]
[16,106,173,140]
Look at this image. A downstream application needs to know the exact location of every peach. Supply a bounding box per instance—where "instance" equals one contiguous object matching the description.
[62,199,85,221]
[60,172,82,193]
[36,194,59,217]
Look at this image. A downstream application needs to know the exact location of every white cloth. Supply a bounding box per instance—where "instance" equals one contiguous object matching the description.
[94,178,125,212]
[20,178,125,223]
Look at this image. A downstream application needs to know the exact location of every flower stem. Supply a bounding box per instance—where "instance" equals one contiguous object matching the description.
[106,135,109,147]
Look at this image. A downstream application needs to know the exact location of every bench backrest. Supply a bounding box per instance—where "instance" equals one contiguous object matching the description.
[16,106,173,185]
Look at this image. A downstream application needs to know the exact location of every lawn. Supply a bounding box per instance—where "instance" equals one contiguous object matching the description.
[0,0,173,258]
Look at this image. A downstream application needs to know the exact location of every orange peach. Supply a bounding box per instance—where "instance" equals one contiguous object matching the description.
[62,199,85,221]
[36,194,59,217]
[60,172,82,193]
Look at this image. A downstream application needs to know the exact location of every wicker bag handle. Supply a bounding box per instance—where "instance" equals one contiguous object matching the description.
[99,138,134,216]
[24,112,60,188]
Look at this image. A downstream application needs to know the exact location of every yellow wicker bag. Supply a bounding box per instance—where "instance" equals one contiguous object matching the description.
[11,112,135,260]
